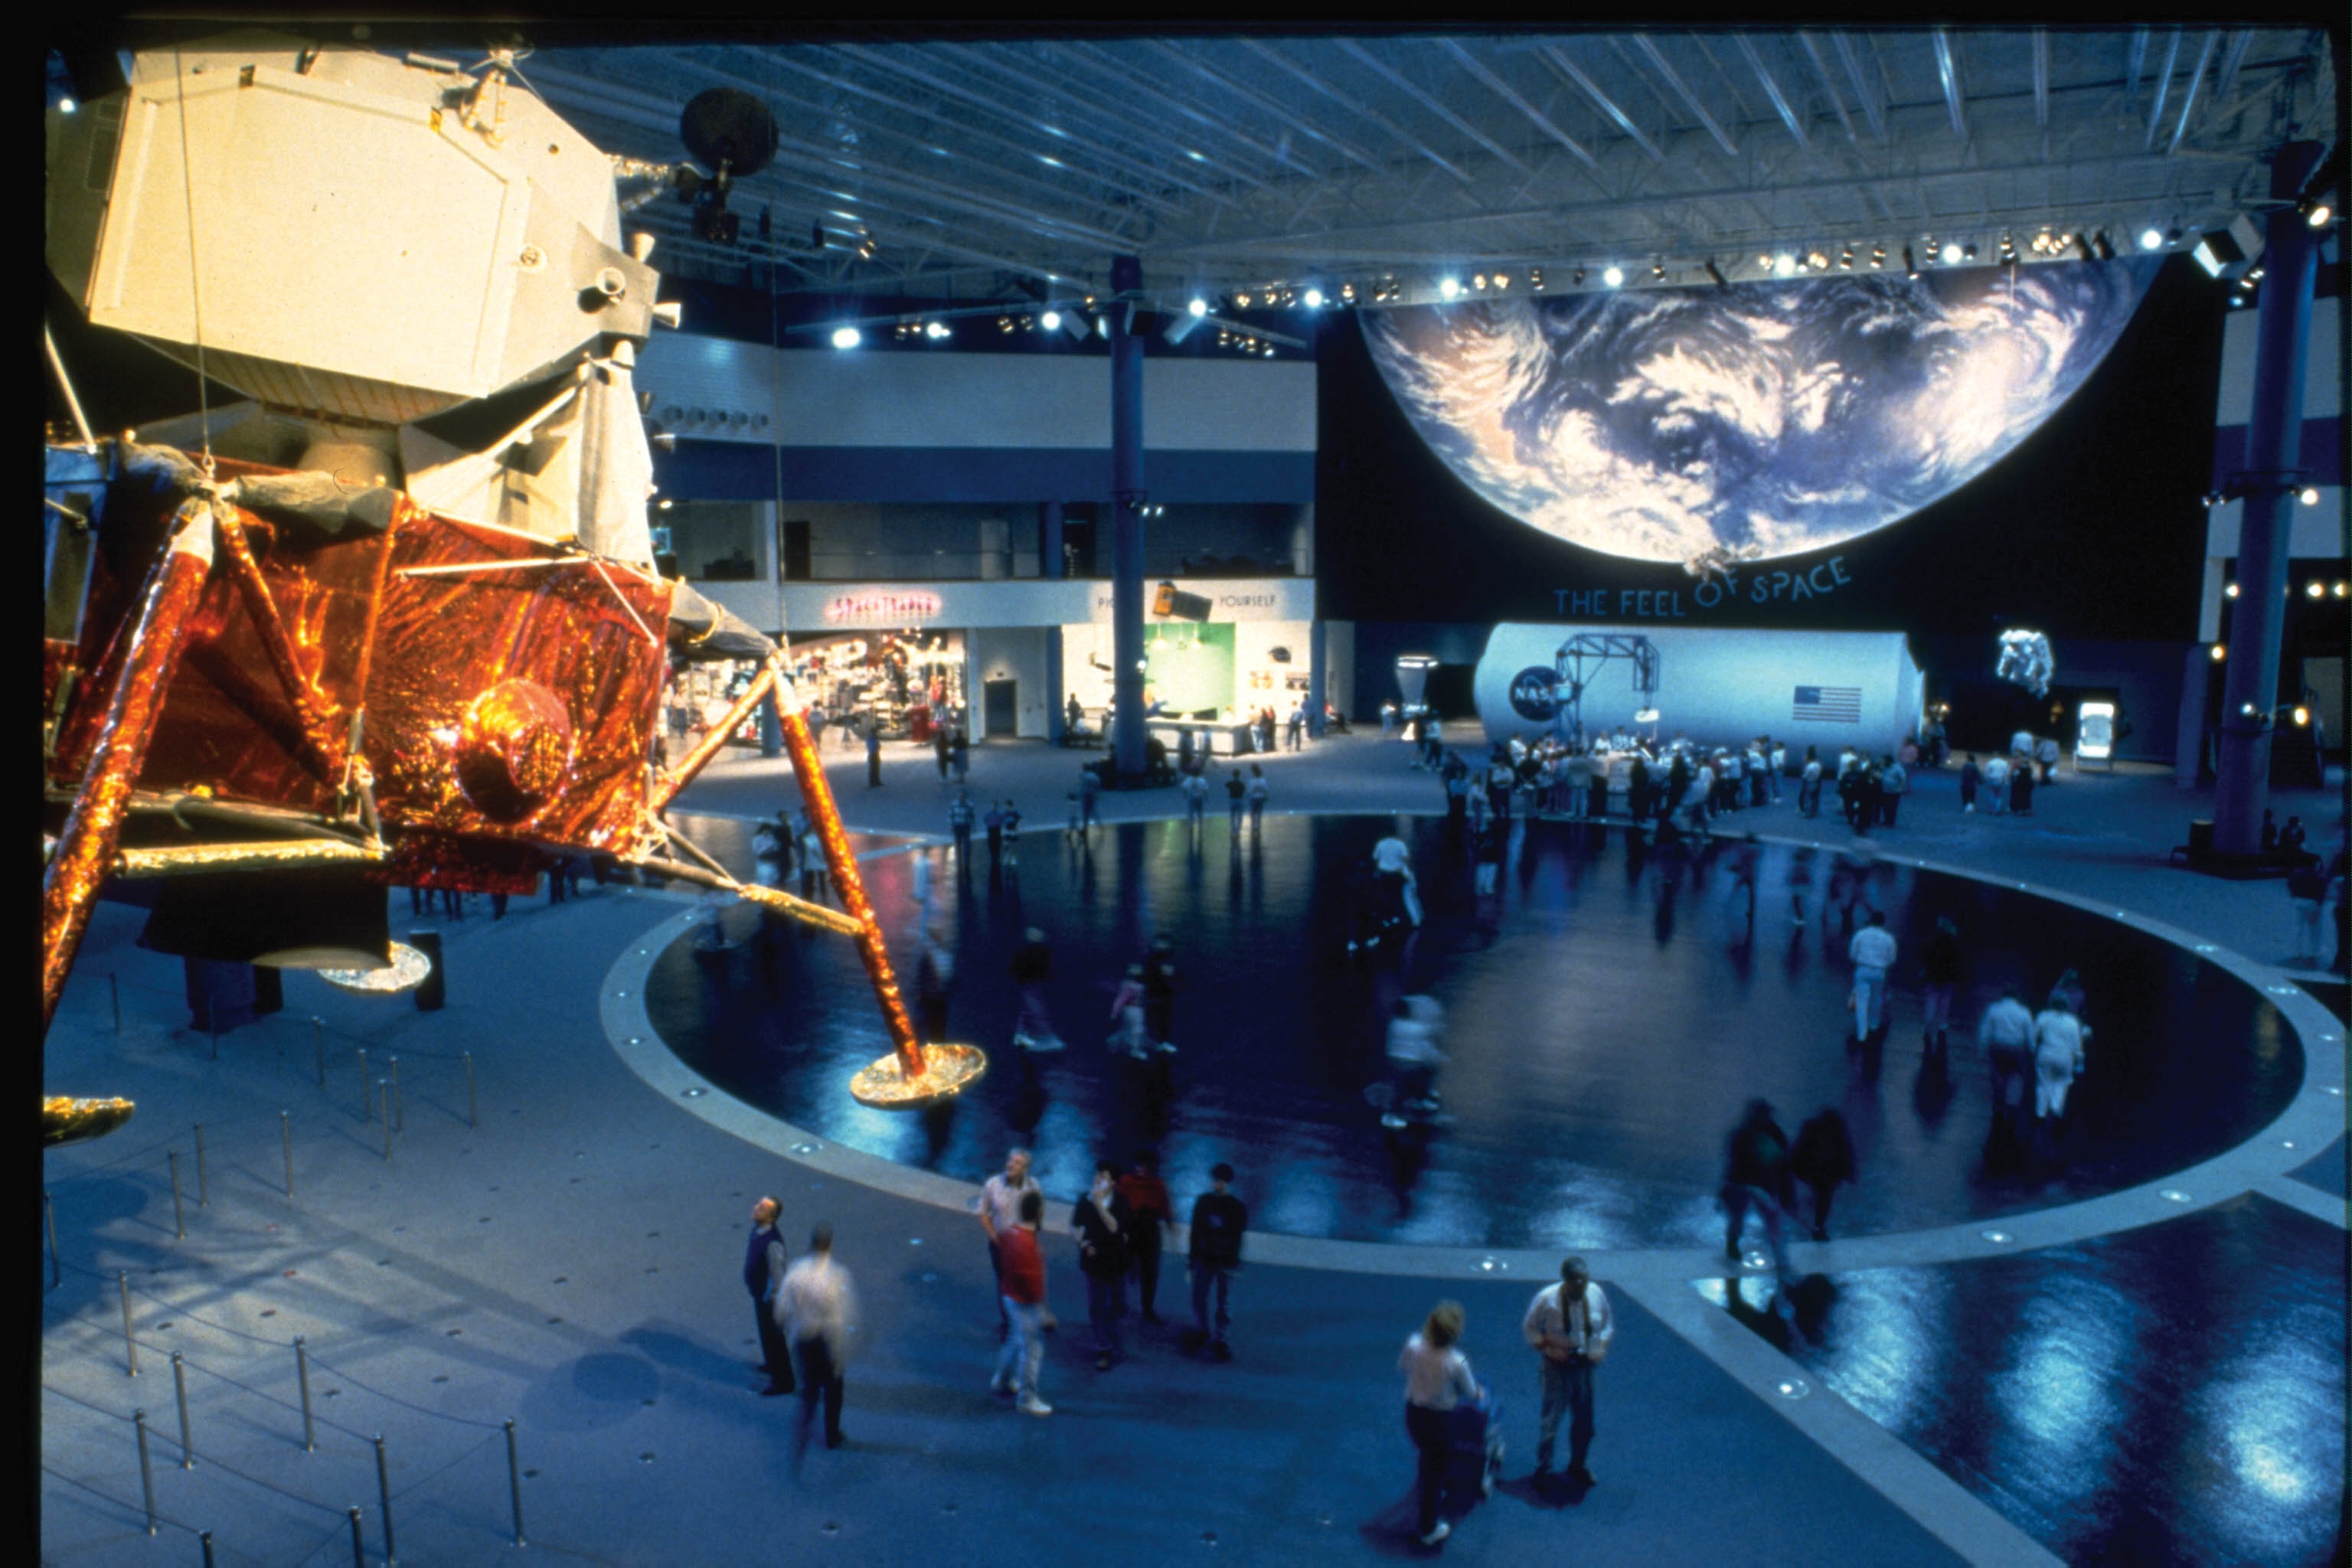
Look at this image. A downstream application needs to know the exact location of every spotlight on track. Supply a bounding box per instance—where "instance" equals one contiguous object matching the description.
[2074,233,2097,262]
[1040,309,1062,332]
[2298,486,2321,506]
[1941,242,1962,264]
[1652,261,1666,282]
[1439,276,1461,299]
[1870,245,1886,268]
[1058,311,1089,342]
[1570,268,1583,286]
[1704,260,1729,289]
[1163,308,1203,345]
[2092,230,2117,260]
[829,325,861,349]
[1529,268,1544,292]
[1903,245,1919,279]
[1303,287,1325,307]
[1602,265,1624,287]
[2139,227,2164,250]
[1772,253,1797,277]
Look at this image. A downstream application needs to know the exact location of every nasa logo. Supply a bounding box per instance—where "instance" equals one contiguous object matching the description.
[1508,666,1560,721]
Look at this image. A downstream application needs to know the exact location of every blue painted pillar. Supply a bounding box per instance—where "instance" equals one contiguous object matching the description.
[758,689,782,757]
[1039,500,1065,580]
[1109,255,1147,779]
[1308,619,1328,738]
[2213,142,2323,856]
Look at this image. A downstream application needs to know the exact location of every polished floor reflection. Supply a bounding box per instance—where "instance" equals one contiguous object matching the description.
[1707,1197,2349,1568]
[648,815,2298,1247]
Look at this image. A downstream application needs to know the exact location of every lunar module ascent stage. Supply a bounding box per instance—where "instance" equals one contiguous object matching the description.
[42,36,980,1142]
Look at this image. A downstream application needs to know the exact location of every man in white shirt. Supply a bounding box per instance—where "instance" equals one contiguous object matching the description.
[1180,769,1209,827]
[775,1223,858,1456]
[1847,911,1898,1047]
[1523,1256,1613,1486]
[978,1149,1037,1340]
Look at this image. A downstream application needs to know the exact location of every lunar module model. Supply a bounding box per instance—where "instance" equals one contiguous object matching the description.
[42,34,979,1144]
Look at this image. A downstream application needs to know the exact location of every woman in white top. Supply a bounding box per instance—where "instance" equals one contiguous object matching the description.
[2031,998,2088,1165]
[1399,1300,1481,1547]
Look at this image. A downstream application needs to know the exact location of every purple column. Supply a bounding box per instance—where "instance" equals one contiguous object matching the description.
[1109,255,1147,779]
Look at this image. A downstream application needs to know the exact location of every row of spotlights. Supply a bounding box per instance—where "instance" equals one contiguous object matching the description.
[2222,579,2347,599]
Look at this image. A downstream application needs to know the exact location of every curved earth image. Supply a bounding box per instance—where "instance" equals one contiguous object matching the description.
[1363,259,2156,564]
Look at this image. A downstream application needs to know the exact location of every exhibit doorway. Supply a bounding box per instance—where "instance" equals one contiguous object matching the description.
[983,678,1018,738]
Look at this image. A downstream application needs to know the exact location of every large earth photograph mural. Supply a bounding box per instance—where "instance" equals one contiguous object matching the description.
[1363,258,2158,565]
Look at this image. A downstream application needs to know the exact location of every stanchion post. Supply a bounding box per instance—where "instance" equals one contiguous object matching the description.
[356,1048,368,1116]
[119,1269,138,1376]
[282,1111,295,1200]
[111,971,122,1034]
[313,1015,325,1086]
[381,1086,393,1161]
[194,1124,207,1207]
[173,1351,194,1468]
[389,1058,402,1132]
[374,1433,397,1565]
[347,1506,365,1568]
[44,1190,60,1291]
[201,1530,215,1568]
[464,1052,477,1129]
[168,1152,186,1240]
[295,1336,315,1452]
[505,1417,526,1546]
[135,1409,158,1534]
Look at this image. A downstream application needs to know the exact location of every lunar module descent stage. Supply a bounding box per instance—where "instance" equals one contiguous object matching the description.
[41,35,980,1142]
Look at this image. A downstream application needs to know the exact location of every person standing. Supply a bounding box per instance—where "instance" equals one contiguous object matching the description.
[1071,1161,1132,1370]
[1720,1099,1794,1278]
[1982,752,2010,815]
[1798,746,1823,818]
[978,1148,1038,1341]
[1978,988,2037,1167]
[866,717,884,788]
[2035,733,2061,784]
[1225,769,1246,831]
[989,1190,1054,1416]
[1246,765,1269,832]
[1473,813,1506,897]
[2009,752,2037,816]
[1180,767,1208,828]
[1788,1108,1857,1241]
[948,789,976,867]
[1919,917,1961,1055]
[2031,995,2087,1167]
[1627,751,1651,827]
[1141,934,1181,1112]
[950,726,970,785]
[1116,1149,1173,1325]
[1000,800,1023,870]
[775,1223,857,1455]
[934,721,951,781]
[1522,1257,1612,1487]
[1077,764,1102,832]
[1107,963,1148,1058]
[983,799,1005,870]
[1399,1301,1483,1547]
[745,1198,795,1396]
[1958,753,1981,812]
[1878,754,1907,827]
[2288,858,2329,966]
[1767,739,1787,804]
[1187,1162,1247,1359]
[1847,910,1898,1050]
[1286,698,1306,752]
[1566,749,1596,821]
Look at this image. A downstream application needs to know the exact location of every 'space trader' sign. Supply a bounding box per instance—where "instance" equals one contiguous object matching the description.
[1553,557,1853,619]
[824,590,942,626]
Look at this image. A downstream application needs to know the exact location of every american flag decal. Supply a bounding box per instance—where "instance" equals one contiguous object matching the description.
[1792,685,1863,723]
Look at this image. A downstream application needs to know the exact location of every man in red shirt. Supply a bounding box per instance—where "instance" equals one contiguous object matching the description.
[990,1190,1053,1416]
[1115,1149,1174,1325]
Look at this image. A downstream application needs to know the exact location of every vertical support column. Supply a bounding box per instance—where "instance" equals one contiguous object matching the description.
[758,688,782,758]
[1308,619,1328,739]
[2213,141,2323,855]
[1109,255,1148,780]
[1039,501,1065,580]
[1044,627,1066,746]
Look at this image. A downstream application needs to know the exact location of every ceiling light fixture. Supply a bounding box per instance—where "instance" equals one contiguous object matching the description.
[1303,287,1325,307]
[1903,245,1920,279]
[1439,276,1461,299]
[2139,227,2164,250]
[1941,242,1963,264]
[830,326,861,349]
[1602,266,1624,287]
[1773,253,1797,277]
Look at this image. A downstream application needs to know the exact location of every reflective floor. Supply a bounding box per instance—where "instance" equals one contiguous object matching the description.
[1707,1196,2350,1567]
[648,815,2299,1247]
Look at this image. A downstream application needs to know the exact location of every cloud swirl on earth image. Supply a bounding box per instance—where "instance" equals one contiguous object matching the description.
[1363,260,2156,564]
